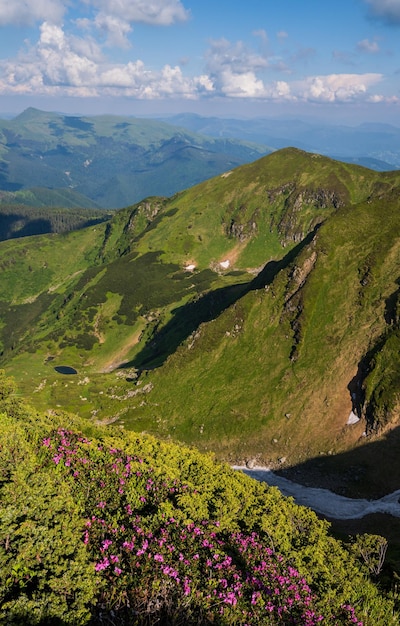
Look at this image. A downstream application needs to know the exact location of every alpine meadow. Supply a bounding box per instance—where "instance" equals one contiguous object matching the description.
[1,123,400,623]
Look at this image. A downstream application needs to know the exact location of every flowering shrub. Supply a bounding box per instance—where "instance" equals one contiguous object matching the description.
[39,428,363,625]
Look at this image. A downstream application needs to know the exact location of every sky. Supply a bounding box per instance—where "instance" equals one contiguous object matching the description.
[0,0,399,124]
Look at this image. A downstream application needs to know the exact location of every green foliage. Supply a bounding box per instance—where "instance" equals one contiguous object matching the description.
[0,149,399,513]
[350,534,388,577]
[0,372,397,624]
[363,329,400,430]
[0,203,110,242]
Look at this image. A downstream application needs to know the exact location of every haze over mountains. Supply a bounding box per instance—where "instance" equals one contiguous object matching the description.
[161,113,400,171]
[0,108,269,209]
[0,108,399,218]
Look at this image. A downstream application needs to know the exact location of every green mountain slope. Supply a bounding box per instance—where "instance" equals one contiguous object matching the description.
[0,186,100,209]
[133,187,399,464]
[0,372,396,625]
[0,108,269,208]
[0,148,399,495]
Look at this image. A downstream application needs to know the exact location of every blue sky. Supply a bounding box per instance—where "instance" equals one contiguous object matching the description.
[0,0,399,123]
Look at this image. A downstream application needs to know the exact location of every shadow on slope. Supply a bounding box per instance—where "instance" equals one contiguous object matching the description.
[276,424,400,501]
[124,226,320,370]
[273,424,400,574]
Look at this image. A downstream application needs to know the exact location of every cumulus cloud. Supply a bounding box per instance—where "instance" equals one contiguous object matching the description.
[363,0,400,24]
[74,0,190,49]
[298,73,383,102]
[82,0,190,26]
[0,21,210,99]
[205,38,269,97]
[0,0,65,26]
[0,24,393,108]
[206,38,269,74]
[94,13,132,48]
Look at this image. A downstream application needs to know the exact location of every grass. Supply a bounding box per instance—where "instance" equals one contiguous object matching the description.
[0,148,399,486]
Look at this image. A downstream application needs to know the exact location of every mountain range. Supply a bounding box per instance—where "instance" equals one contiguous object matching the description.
[0,146,398,504]
[160,112,400,170]
[0,108,269,209]
[1,108,400,218]
[2,104,400,623]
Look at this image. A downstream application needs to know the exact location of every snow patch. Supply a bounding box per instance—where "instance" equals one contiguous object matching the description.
[347,411,360,425]
[234,466,400,520]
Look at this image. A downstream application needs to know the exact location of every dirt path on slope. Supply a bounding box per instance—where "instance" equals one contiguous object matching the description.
[98,330,142,373]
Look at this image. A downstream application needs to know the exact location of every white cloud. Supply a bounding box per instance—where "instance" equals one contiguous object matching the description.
[0,21,209,99]
[36,23,99,87]
[0,26,394,108]
[267,80,292,99]
[206,38,269,73]
[82,0,190,26]
[205,38,269,98]
[357,38,380,53]
[298,73,383,102]
[364,0,400,24]
[94,13,132,48]
[217,70,266,98]
[0,0,65,25]
[369,94,400,103]
[74,0,189,49]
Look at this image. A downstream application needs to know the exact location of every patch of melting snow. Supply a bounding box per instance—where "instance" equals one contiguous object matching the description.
[233,466,400,520]
[347,411,360,425]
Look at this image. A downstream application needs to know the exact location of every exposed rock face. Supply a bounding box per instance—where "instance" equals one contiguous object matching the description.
[267,183,345,210]
[222,181,345,246]
[267,183,346,245]
[282,245,319,362]
[225,213,259,241]
[290,251,318,290]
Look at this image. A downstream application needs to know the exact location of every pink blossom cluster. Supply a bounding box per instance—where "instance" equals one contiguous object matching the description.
[42,429,363,625]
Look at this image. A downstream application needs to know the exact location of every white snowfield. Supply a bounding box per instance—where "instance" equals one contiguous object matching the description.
[234,466,400,520]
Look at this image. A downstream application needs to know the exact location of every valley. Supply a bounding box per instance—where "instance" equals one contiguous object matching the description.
[0,146,398,503]
[1,139,400,624]
[0,108,269,209]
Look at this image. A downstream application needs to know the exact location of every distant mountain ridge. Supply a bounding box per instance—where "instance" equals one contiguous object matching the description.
[160,112,400,170]
[0,108,270,208]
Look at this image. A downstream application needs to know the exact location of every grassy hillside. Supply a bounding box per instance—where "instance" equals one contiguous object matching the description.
[0,371,397,625]
[0,108,269,208]
[129,188,399,467]
[0,148,399,497]
[0,186,100,209]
